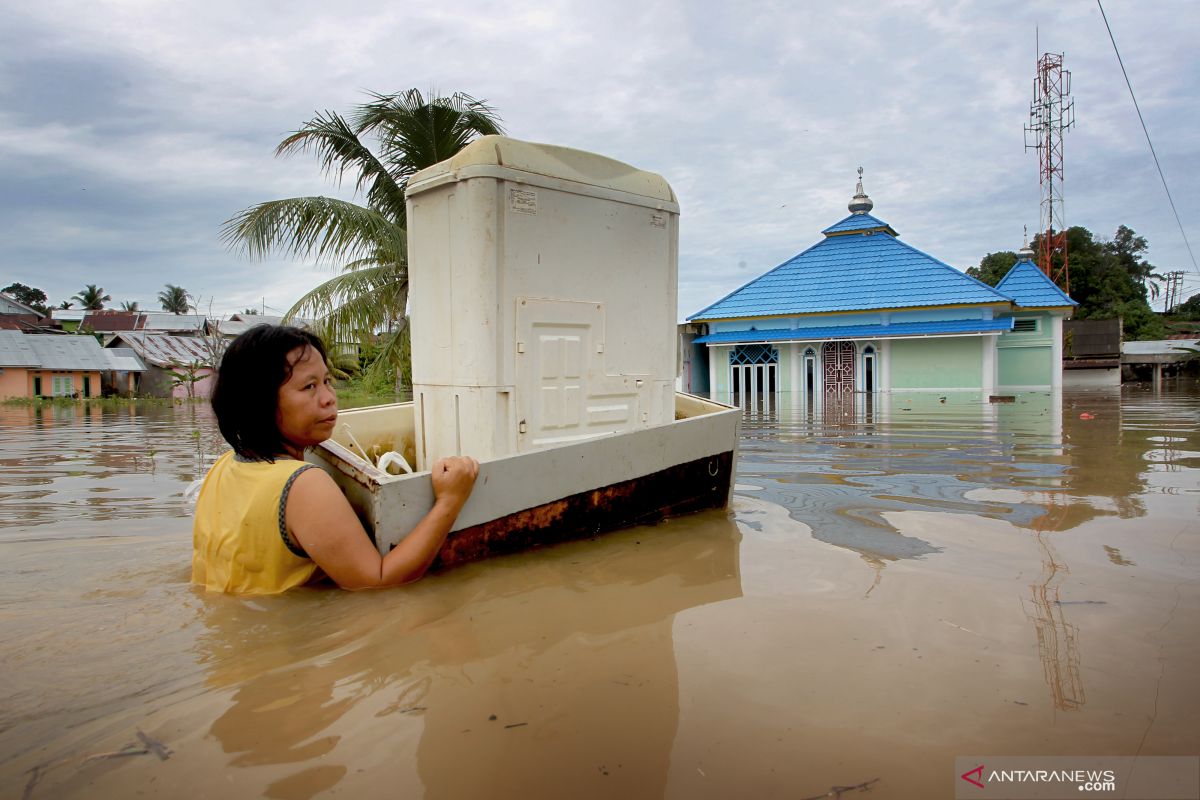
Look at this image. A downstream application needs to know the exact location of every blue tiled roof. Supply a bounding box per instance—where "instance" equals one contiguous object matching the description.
[694,318,1014,344]
[995,257,1077,308]
[821,213,896,235]
[688,214,1013,321]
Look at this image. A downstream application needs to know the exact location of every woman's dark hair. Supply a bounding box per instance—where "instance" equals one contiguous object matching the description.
[211,325,329,461]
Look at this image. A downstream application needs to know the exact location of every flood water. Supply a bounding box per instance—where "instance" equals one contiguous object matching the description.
[1,387,1197,799]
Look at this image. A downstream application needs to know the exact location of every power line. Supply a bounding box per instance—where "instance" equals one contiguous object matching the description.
[1096,0,1198,274]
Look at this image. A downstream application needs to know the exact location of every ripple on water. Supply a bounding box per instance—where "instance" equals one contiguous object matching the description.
[0,388,1198,797]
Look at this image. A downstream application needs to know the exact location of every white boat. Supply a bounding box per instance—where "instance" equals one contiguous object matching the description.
[308,392,739,566]
[306,136,739,566]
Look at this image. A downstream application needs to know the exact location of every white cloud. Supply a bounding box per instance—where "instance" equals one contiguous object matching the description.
[1,0,1196,318]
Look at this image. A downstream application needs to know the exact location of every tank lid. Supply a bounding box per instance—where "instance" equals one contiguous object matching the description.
[406,135,676,204]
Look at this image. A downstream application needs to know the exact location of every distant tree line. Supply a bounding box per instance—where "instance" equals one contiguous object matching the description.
[1171,293,1200,321]
[968,225,1179,341]
[1,282,195,315]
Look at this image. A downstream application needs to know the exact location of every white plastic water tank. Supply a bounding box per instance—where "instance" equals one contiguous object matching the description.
[406,136,680,469]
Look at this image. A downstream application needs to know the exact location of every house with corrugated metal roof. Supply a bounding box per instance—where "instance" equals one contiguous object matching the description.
[0,293,54,332]
[215,313,315,338]
[686,174,1075,409]
[138,312,209,333]
[0,330,144,399]
[81,310,143,334]
[47,308,85,332]
[106,331,220,399]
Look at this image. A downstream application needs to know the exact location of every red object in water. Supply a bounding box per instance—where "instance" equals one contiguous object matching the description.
[1079,412,1096,420]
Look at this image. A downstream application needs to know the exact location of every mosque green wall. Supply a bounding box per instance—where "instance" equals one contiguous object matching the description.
[997,311,1054,387]
[997,347,1052,386]
[779,344,793,393]
[889,337,982,389]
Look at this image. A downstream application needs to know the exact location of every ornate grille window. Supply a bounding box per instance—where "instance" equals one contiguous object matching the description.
[728,344,779,414]
[822,341,856,394]
[729,344,779,365]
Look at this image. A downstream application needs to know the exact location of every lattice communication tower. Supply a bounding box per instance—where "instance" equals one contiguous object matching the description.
[1025,52,1075,294]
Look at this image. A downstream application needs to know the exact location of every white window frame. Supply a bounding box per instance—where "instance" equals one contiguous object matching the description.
[729,344,780,414]
[861,344,877,393]
[52,374,75,396]
[803,347,818,403]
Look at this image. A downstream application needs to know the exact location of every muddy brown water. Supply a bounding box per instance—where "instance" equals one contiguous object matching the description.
[1,388,1197,799]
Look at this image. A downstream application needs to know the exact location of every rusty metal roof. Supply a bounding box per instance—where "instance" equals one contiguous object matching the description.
[82,310,143,331]
[0,315,42,331]
[108,332,214,367]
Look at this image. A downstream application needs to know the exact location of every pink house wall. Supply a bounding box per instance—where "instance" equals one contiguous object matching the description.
[1,369,107,399]
[170,368,216,400]
[0,368,29,399]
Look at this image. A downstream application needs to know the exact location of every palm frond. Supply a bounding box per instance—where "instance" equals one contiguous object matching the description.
[221,197,406,265]
[353,89,505,184]
[275,111,407,223]
[363,321,411,388]
[284,262,408,349]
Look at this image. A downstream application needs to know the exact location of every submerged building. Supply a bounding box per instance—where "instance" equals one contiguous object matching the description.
[686,175,1076,408]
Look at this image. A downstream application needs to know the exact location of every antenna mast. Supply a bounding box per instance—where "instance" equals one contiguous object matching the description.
[1025,51,1075,294]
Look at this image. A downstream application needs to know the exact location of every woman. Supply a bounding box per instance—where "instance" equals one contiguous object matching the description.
[192,325,478,593]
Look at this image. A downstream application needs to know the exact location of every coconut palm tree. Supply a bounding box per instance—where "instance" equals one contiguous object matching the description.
[74,284,111,310]
[121,300,140,312]
[222,89,504,383]
[159,284,191,314]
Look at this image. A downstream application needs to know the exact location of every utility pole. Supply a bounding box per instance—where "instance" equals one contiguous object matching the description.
[1163,271,1184,313]
[1025,52,1075,295]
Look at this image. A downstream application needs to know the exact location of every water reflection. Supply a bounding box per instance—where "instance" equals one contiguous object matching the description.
[733,389,1193,568]
[1025,531,1086,711]
[733,387,1200,714]
[190,515,742,797]
[0,402,226,533]
[2,388,1198,797]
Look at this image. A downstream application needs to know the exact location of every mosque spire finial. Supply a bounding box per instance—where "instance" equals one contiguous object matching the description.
[848,166,873,215]
[1019,225,1035,260]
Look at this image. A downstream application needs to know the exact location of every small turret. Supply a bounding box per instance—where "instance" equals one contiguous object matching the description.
[1018,226,1035,261]
[848,166,873,215]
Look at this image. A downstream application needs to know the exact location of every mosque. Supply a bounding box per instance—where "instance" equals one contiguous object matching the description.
[683,173,1076,408]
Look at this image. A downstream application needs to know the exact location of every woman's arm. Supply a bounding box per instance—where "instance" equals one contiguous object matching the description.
[287,456,479,590]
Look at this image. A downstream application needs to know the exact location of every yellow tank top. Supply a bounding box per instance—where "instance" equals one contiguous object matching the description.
[192,451,321,594]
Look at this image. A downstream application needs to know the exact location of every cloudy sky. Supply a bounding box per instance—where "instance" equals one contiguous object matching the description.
[2,0,1197,320]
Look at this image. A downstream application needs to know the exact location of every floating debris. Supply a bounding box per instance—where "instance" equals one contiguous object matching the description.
[800,777,881,799]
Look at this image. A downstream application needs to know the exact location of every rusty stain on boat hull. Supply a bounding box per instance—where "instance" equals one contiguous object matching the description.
[411,451,736,569]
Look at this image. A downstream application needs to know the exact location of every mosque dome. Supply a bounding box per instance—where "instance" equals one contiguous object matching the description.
[848,167,873,215]
[1018,228,1035,261]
